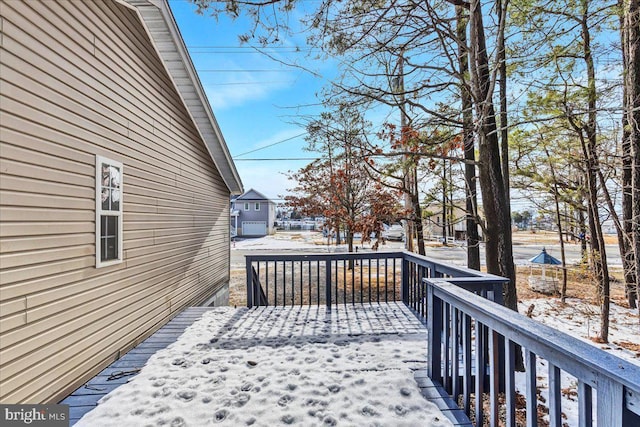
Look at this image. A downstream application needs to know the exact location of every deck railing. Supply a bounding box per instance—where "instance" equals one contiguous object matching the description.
[426,279,640,426]
[245,250,507,320]
[245,250,640,426]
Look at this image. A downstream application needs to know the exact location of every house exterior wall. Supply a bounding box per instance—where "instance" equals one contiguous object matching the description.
[239,201,269,223]
[0,0,231,403]
[235,201,276,236]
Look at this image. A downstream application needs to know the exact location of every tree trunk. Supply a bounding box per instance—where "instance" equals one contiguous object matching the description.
[497,0,510,208]
[398,53,416,254]
[621,75,638,308]
[580,5,611,341]
[347,229,355,269]
[578,208,588,260]
[623,0,640,312]
[469,0,517,309]
[442,160,448,245]
[543,145,568,301]
[412,186,427,256]
[456,4,481,270]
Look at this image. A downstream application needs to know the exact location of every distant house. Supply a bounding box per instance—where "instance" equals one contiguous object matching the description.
[422,201,483,241]
[0,0,242,404]
[231,189,276,236]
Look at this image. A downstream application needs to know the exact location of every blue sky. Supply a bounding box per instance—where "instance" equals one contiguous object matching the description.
[168,0,336,201]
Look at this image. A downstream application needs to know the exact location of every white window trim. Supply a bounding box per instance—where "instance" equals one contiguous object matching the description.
[244,202,250,211]
[96,155,123,268]
[254,202,260,211]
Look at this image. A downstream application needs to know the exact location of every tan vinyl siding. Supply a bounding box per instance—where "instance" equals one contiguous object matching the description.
[0,0,231,403]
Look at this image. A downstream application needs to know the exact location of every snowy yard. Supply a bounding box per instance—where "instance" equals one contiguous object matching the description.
[514,298,639,426]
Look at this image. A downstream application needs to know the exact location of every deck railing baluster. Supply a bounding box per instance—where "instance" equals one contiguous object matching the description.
[475,319,485,426]
[343,260,347,306]
[548,362,562,427]
[300,261,303,306]
[578,380,593,427]
[265,262,269,306]
[505,339,516,427]
[525,350,537,427]
[489,329,500,426]
[462,312,472,416]
[351,261,355,305]
[316,260,326,307]
[308,260,311,306]
[291,260,294,306]
[325,259,332,311]
[452,307,460,401]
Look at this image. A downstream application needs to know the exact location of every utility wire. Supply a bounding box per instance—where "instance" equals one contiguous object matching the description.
[205,81,293,86]
[234,158,319,161]
[233,132,307,157]
[188,45,319,50]
[198,69,291,72]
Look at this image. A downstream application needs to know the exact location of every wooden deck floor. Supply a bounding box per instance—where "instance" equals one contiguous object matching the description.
[61,307,216,425]
[61,305,470,426]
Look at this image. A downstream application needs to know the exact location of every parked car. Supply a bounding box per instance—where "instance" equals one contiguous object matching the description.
[382,223,404,241]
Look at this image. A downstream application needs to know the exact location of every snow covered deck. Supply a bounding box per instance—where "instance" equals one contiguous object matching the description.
[64,303,469,426]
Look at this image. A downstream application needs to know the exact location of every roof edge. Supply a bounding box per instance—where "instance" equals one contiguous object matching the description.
[236,188,275,202]
[120,0,243,195]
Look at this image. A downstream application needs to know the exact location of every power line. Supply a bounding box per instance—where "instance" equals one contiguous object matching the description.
[205,81,294,86]
[190,51,311,55]
[188,45,319,50]
[234,158,319,161]
[233,132,307,157]
[198,69,291,72]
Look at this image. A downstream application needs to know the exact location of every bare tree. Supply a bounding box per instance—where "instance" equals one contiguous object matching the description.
[622,0,640,311]
[286,106,401,257]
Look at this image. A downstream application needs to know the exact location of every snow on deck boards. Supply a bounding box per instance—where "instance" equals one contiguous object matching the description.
[66,304,469,426]
[62,307,216,424]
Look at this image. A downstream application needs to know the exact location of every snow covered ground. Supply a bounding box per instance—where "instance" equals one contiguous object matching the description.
[518,298,639,365]
[232,232,404,252]
[515,298,639,426]
[76,304,452,427]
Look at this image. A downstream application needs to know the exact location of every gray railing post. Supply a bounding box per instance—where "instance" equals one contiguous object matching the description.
[402,256,409,304]
[246,257,253,308]
[491,281,504,305]
[325,259,332,311]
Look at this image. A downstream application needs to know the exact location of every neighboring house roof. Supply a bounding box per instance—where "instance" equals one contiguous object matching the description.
[121,0,243,195]
[235,189,275,203]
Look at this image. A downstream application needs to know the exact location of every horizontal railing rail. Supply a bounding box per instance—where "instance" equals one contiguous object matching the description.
[426,279,640,427]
